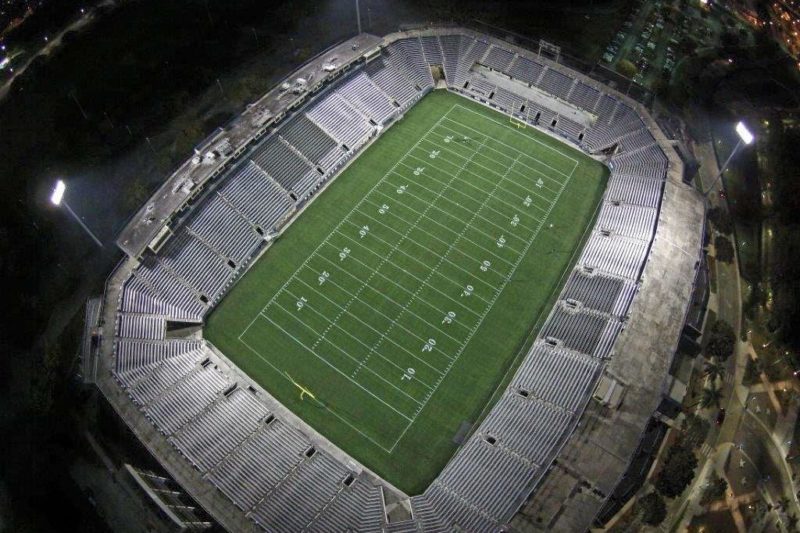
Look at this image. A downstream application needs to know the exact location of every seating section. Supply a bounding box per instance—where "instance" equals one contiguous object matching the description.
[108,31,676,533]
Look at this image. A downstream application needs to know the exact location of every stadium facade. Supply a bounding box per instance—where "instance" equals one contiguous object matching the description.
[86,27,705,532]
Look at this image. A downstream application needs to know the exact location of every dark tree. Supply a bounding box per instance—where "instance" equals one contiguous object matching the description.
[636,492,667,526]
[715,235,735,263]
[706,320,736,360]
[708,206,734,234]
[700,472,728,505]
[656,443,698,498]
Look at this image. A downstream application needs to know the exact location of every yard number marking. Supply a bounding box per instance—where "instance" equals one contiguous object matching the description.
[401,368,416,381]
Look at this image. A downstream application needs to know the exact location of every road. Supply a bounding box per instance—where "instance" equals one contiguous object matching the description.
[669,135,799,532]
[0,0,118,102]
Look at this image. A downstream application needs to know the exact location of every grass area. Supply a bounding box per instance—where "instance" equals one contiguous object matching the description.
[206,90,608,494]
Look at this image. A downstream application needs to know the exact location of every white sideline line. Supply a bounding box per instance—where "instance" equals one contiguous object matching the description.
[237,336,395,453]
[417,133,564,197]
[252,313,417,421]
[449,103,580,167]
[437,120,577,189]
[261,305,424,406]
[237,100,584,451]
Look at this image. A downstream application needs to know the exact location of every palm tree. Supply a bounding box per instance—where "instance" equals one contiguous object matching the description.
[704,360,725,382]
[699,385,723,410]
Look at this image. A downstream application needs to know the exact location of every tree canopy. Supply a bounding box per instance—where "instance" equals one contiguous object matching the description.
[656,443,698,498]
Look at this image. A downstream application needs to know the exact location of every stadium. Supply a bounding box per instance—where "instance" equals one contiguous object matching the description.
[88,26,705,532]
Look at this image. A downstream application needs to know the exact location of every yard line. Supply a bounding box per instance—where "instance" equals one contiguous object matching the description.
[450,103,580,167]
[288,279,451,375]
[332,228,492,305]
[265,304,425,406]
[300,256,468,343]
[362,196,521,264]
[341,218,500,292]
[389,166,541,228]
[281,286,440,387]
[319,240,483,319]
[254,313,416,422]
[384,177,535,236]
[392,161,544,223]
[368,190,525,256]
[442,115,578,179]
[404,150,548,209]
[413,141,561,206]
[421,131,565,197]
[237,336,395,453]
[432,124,571,194]
[351,209,509,282]
[239,106,460,342]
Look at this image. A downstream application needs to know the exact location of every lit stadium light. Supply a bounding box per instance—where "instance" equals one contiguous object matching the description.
[50,179,66,206]
[703,122,756,196]
[736,121,755,145]
[50,179,103,247]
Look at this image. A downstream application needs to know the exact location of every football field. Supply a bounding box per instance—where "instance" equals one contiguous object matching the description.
[206,91,607,493]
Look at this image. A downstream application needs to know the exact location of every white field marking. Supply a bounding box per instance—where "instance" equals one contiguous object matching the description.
[436,121,576,191]
[280,286,439,389]
[320,233,484,320]
[341,218,500,293]
[287,279,450,376]
[382,177,535,239]
[413,139,562,206]
[237,336,396,453]
[362,196,520,266]
[367,190,525,256]
[450,103,581,167]
[263,304,425,406]
[252,313,417,421]
[392,159,544,222]
[418,134,564,197]
[332,227,492,306]
[238,106,460,342]
[423,127,569,196]
[414,137,564,206]
[351,209,509,283]
[389,165,542,228]
[447,105,580,171]
[387,120,581,453]
[404,150,552,212]
[351,132,497,381]
[311,252,472,343]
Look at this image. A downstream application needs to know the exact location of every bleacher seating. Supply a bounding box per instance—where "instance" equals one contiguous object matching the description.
[108,30,676,533]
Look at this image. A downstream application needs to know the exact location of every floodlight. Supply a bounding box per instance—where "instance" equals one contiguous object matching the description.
[50,180,66,206]
[736,121,754,145]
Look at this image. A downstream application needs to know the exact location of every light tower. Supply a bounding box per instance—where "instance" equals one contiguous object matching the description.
[703,121,754,196]
[50,180,104,248]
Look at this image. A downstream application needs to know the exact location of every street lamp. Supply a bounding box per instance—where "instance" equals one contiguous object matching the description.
[703,121,754,196]
[50,179,103,248]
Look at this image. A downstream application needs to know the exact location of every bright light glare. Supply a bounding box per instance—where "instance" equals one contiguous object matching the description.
[736,122,754,145]
[0,57,8,70]
[50,180,66,206]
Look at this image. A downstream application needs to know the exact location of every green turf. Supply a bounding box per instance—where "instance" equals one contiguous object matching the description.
[205,90,608,494]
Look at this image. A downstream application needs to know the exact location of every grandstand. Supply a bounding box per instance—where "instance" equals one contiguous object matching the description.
[92,27,705,532]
